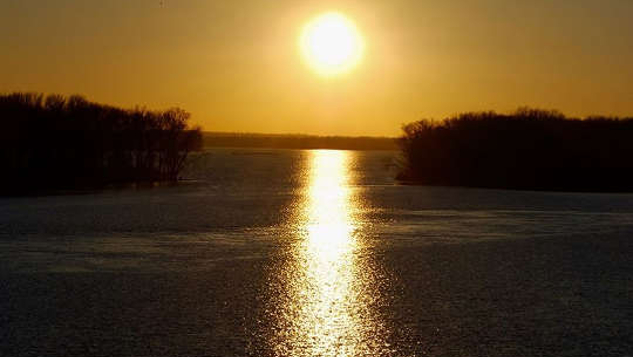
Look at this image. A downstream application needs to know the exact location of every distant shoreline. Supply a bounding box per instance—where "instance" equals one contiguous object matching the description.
[202,132,398,151]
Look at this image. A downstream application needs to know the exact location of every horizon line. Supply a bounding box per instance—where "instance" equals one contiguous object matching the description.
[203,130,398,139]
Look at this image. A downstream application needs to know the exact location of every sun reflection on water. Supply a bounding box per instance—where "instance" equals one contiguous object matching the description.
[263,150,390,357]
[299,150,358,356]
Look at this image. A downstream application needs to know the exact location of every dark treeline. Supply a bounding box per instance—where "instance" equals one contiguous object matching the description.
[399,107,633,192]
[203,132,397,151]
[1,92,202,192]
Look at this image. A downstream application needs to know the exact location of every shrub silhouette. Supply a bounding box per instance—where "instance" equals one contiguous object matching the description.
[398,107,633,192]
[0,92,202,192]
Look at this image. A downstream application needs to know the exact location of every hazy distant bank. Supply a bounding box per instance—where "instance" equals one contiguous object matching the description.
[203,132,398,151]
[399,107,633,192]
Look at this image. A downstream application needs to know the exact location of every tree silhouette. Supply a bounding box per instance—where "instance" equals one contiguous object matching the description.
[399,108,633,192]
[0,92,202,193]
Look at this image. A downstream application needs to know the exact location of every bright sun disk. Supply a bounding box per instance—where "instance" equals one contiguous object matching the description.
[300,12,364,77]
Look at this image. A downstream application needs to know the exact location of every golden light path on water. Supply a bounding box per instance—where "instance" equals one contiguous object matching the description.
[299,150,358,356]
[265,150,391,357]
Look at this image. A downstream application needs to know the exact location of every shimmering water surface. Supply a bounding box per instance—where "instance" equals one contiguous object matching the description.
[262,151,391,357]
[2,148,633,356]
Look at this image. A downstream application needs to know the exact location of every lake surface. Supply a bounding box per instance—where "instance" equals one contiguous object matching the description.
[1,148,633,356]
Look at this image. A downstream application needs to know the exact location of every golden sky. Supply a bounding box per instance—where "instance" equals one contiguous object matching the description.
[2,0,632,136]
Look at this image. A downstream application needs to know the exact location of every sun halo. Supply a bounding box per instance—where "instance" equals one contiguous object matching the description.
[299,12,364,77]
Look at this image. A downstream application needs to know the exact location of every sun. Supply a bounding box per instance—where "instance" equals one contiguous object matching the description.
[299,12,364,77]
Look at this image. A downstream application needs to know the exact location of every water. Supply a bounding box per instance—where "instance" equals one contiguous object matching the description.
[1,148,633,356]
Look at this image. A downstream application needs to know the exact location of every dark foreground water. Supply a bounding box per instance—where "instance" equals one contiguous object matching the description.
[1,148,633,357]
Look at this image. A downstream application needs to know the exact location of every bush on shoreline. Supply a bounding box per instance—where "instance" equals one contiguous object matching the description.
[0,92,202,192]
[398,107,633,192]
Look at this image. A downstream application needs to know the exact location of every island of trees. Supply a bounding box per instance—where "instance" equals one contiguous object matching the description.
[0,92,202,193]
[398,107,633,192]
